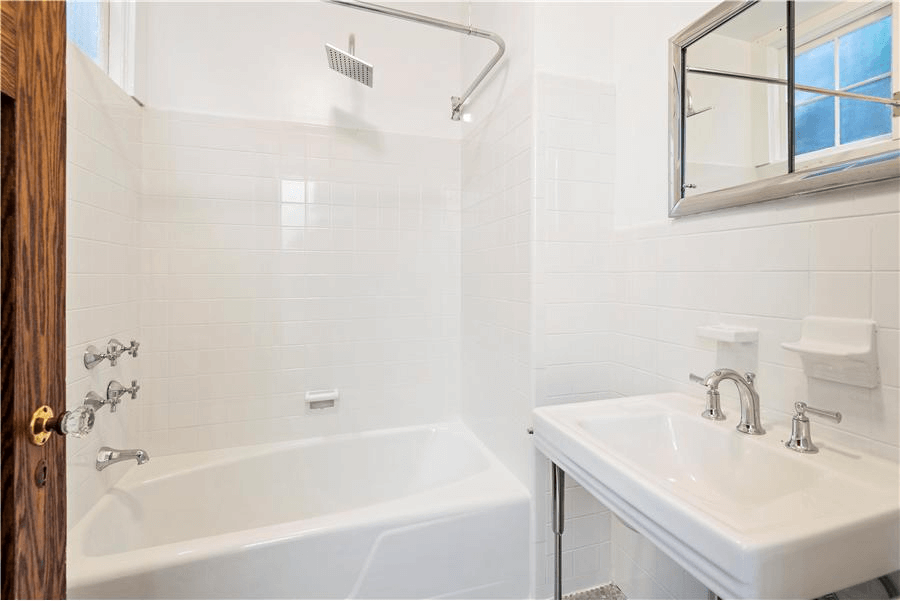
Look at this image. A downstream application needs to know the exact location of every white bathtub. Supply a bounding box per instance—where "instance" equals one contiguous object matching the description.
[68,422,530,599]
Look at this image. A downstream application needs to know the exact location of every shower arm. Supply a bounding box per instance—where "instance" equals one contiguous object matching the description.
[321,0,506,120]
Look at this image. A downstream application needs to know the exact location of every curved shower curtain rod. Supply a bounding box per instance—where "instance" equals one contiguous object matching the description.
[321,0,506,120]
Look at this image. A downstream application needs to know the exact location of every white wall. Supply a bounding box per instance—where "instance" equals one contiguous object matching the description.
[66,44,143,527]
[611,1,719,228]
[138,108,461,455]
[137,2,465,139]
[532,73,618,598]
[460,80,533,486]
[459,1,534,133]
[533,2,614,84]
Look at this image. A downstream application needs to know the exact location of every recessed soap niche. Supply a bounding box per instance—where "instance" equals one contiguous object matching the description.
[305,389,340,414]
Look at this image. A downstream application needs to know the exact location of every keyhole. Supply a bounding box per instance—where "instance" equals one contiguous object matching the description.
[34,460,48,488]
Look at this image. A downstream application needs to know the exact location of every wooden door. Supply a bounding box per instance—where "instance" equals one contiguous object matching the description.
[1,1,67,598]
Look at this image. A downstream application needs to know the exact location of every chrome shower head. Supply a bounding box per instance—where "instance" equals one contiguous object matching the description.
[325,35,373,87]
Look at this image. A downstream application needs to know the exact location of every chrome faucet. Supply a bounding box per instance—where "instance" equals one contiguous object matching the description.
[96,446,150,471]
[691,369,766,435]
[107,379,140,411]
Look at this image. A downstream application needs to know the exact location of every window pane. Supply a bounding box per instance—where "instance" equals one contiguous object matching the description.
[66,0,102,65]
[796,41,834,104]
[796,96,835,155]
[840,78,892,144]
[839,15,891,88]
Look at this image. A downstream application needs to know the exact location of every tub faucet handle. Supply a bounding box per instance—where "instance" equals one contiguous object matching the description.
[124,339,140,358]
[107,338,140,363]
[107,379,140,409]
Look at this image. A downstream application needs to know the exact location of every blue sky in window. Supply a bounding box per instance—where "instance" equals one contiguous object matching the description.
[796,41,834,104]
[841,78,892,144]
[796,96,835,154]
[839,15,891,88]
[795,13,893,154]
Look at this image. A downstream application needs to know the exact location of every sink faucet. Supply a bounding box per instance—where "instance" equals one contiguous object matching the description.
[96,446,150,471]
[692,369,765,435]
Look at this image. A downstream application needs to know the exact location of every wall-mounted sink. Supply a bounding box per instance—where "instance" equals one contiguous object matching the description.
[533,393,900,599]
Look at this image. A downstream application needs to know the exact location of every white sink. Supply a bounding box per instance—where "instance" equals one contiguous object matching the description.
[533,393,900,599]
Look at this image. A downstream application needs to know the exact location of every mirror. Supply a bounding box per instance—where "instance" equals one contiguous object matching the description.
[683,2,788,197]
[669,0,900,217]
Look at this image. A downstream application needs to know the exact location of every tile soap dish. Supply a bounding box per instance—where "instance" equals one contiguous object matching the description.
[782,317,879,388]
[697,324,758,343]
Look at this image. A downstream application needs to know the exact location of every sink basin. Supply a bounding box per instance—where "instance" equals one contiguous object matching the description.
[533,393,900,599]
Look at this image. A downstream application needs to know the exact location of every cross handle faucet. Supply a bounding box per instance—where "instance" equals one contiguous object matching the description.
[107,379,140,410]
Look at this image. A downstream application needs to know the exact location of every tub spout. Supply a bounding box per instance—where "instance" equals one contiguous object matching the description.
[96,447,150,471]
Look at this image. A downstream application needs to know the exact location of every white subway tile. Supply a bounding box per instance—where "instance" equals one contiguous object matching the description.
[873,272,899,330]
[809,272,872,319]
[810,218,872,271]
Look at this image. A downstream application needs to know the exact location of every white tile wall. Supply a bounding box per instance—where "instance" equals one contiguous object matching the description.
[533,74,616,408]
[138,109,461,455]
[66,45,143,528]
[460,80,534,487]
[532,74,618,599]
[609,188,900,452]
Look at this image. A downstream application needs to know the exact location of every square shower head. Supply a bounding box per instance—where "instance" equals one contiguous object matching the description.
[325,43,374,88]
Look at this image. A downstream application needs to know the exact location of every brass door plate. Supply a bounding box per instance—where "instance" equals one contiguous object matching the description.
[29,405,54,446]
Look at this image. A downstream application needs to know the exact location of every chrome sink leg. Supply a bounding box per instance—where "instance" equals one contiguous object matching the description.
[552,462,565,600]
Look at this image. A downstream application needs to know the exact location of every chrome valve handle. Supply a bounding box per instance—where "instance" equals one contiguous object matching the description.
[107,379,140,411]
[84,390,112,412]
[84,338,141,369]
[123,339,140,358]
[108,338,140,363]
[794,401,841,422]
[785,401,842,454]
[84,344,114,369]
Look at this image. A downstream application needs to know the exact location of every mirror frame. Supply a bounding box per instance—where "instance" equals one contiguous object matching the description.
[669,0,900,217]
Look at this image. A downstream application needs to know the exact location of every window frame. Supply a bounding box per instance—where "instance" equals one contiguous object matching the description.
[67,0,136,96]
[791,4,896,169]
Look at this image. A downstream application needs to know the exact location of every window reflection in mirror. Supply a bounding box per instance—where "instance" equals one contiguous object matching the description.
[794,3,896,169]
[682,2,787,197]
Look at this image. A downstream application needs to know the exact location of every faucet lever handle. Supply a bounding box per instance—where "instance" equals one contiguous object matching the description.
[786,401,841,454]
[794,401,842,423]
[689,373,706,385]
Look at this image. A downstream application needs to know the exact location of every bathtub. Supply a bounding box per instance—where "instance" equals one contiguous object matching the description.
[68,422,530,599]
